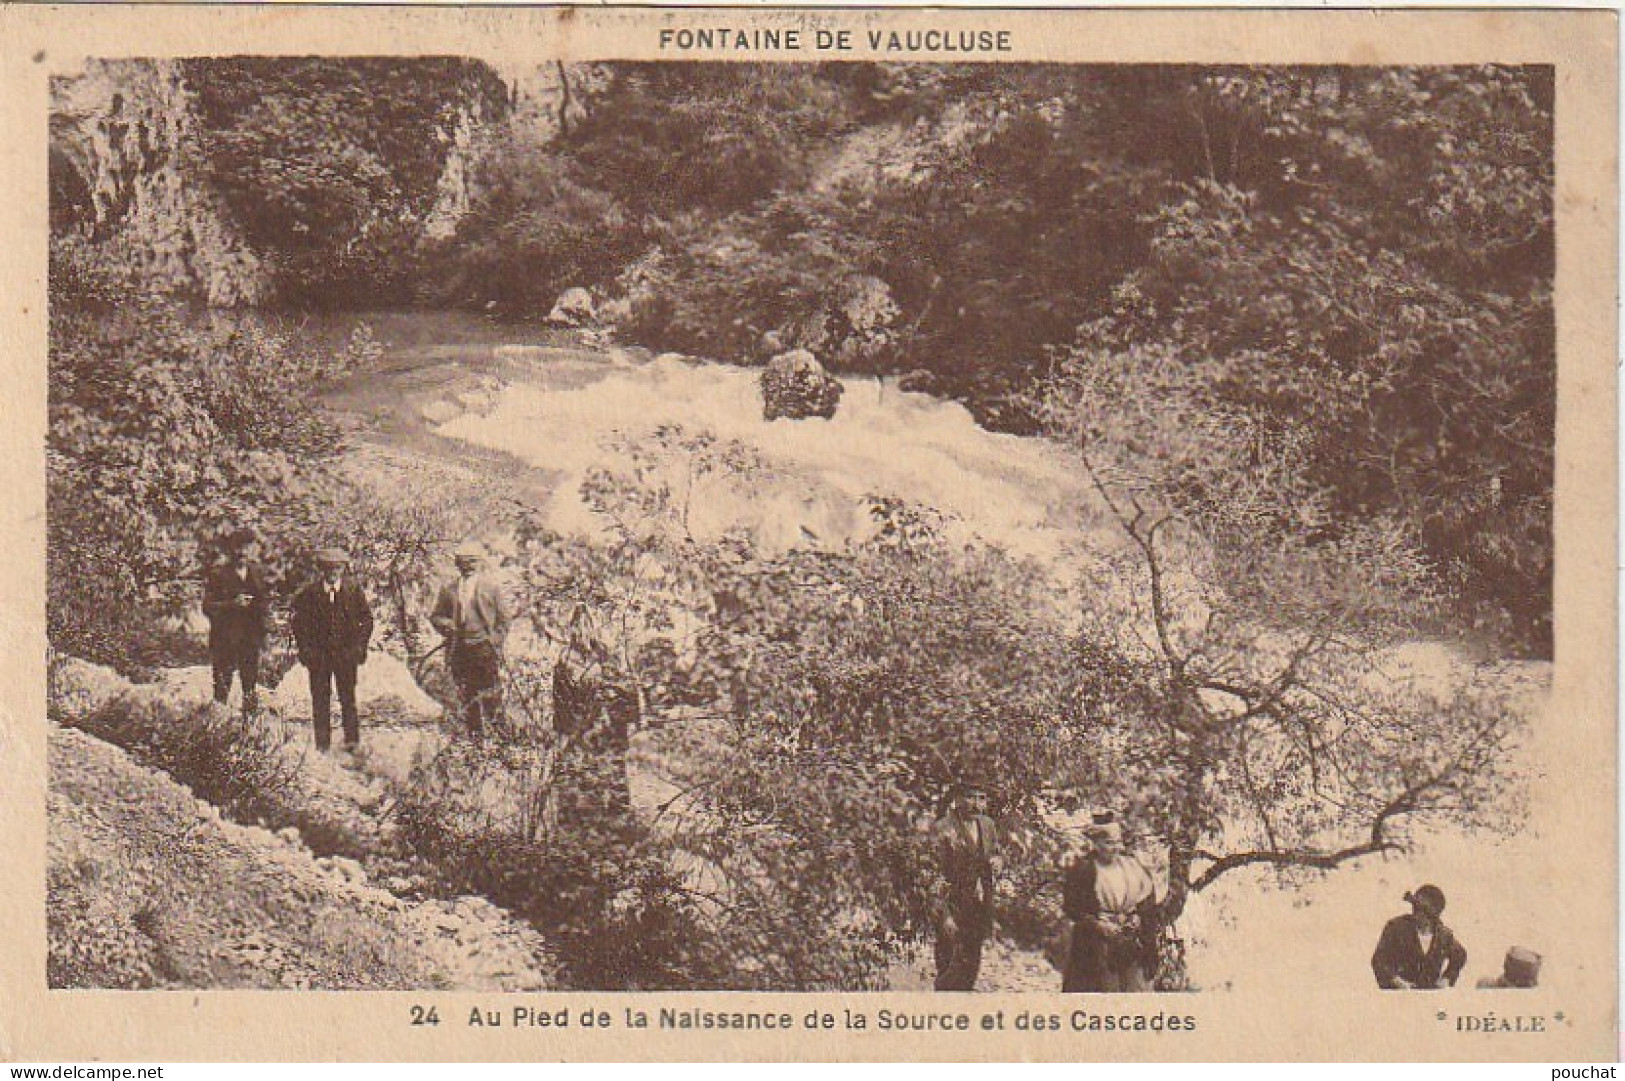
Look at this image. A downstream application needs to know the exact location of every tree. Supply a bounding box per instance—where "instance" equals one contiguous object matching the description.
[1040,331,1528,930]
[548,426,1084,987]
[1069,66,1554,653]
[47,237,352,671]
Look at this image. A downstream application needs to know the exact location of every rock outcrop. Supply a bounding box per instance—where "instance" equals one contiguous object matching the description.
[760,349,844,421]
[51,59,267,305]
[546,286,596,327]
[49,725,554,990]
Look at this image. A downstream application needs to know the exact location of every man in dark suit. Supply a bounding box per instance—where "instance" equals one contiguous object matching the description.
[290,547,374,752]
[201,528,270,716]
[1371,884,1468,989]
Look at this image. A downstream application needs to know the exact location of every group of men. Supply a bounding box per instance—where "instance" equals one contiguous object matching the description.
[932,789,1535,994]
[203,530,511,750]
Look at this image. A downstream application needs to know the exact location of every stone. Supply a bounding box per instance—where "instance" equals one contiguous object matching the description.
[760,349,843,421]
[150,666,216,707]
[895,368,938,394]
[48,656,131,721]
[419,399,462,425]
[545,287,595,327]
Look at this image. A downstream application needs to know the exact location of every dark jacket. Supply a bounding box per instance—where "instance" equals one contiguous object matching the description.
[290,576,374,670]
[1372,914,1467,989]
[202,561,270,655]
[933,810,997,918]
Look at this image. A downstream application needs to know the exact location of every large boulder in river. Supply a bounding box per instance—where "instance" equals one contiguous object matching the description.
[760,349,843,421]
[545,287,595,327]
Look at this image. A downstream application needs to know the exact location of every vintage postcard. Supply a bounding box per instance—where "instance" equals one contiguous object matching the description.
[0,3,1615,1063]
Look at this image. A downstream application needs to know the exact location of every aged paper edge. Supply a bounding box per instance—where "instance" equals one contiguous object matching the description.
[0,4,1615,1063]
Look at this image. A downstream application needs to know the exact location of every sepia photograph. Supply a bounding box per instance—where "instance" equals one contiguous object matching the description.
[3,3,1616,1063]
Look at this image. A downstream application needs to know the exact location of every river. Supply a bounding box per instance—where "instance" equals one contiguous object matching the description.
[304,310,1109,569]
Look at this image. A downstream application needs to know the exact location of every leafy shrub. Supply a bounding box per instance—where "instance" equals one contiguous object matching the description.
[427,148,651,315]
[66,696,301,826]
[565,64,850,217]
[394,737,721,989]
[48,237,348,672]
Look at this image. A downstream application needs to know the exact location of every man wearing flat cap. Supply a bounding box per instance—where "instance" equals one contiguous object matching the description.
[1062,811,1161,992]
[201,528,270,717]
[1371,884,1468,989]
[291,547,374,752]
[431,541,512,739]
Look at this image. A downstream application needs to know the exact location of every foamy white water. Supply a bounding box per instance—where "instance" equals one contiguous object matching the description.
[437,355,1105,563]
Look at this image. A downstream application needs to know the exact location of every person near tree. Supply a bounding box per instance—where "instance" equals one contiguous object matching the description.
[931,784,998,991]
[552,603,637,820]
[290,547,374,752]
[1371,884,1468,990]
[1062,811,1161,992]
[201,528,270,717]
[430,541,512,739]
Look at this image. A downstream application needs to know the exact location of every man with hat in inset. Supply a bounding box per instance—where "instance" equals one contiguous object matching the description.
[1477,946,1541,989]
[430,540,512,740]
[930,782,998,991]
[201,527,270,717]
[1061,811,1161,993]
[1371,883,1468,989]
[291,547,374,752]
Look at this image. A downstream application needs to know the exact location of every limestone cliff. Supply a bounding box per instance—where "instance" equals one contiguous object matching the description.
[52,56,530,307]
[51,59,267,306]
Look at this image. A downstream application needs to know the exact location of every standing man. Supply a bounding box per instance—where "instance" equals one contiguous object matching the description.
[931,784,998,991]
[202,528,269,717]
[291,547,374,753]
[1371,884,1468,990]
[1062,812,1161,993]
[430,541,512,740]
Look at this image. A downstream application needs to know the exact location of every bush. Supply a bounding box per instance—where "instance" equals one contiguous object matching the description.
[428,148,651,316]
[48,237,349,672]
[394,738,721,989]
[66,696,301,826]
[565,64,850,218]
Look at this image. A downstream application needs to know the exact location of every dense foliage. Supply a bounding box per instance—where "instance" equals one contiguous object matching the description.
[46,238,368,672]
[182,57,510,306]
